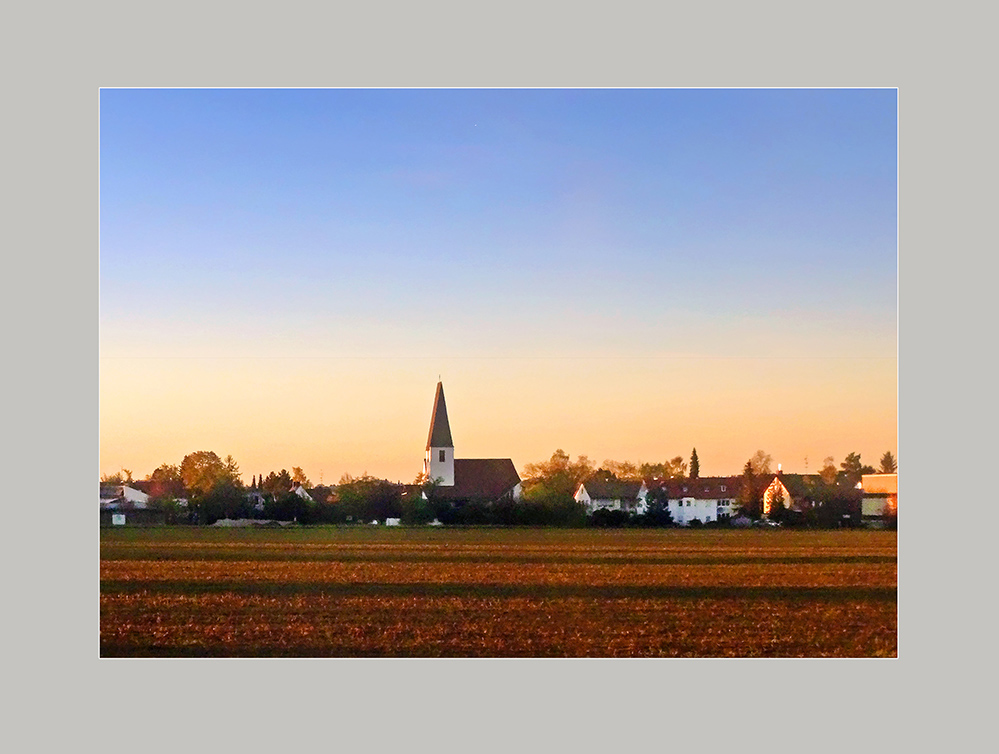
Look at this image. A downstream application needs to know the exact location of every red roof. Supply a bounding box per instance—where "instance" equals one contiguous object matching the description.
[648,476,742,499]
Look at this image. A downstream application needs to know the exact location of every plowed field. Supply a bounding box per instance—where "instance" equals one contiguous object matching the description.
[100,527,897,657]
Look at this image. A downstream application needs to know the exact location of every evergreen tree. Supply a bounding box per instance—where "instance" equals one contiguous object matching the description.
[838,452,865,487]
[738,461,762,519]
[690,448,699,479]
[879,451,897,473]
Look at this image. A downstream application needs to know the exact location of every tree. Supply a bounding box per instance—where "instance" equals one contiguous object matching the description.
[180,451,241,497]
[147,463,185,499]
[522,450,594,499]
[101,469,133,485]
[519,451,595,526]
[292,467,311,487]
[201,482,251,524]
[748,450,772,476]
[400,479,434,525]
[737,460,762,519]
[261,469,293,498]
[690,448,699,479]
[636,457,687,479]
[837,452,871,487]
[819,456,838,485]
[882,495,898,529]
[179,451,244,524]
[335,473,402,523]
[600,460,640,481]
[879,451,897,474]
[641,486,674,527]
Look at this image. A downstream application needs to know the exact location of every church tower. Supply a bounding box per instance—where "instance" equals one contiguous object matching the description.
[425,380,455,486]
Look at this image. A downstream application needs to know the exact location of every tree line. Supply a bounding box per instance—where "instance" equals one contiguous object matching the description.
[102,446,897,527]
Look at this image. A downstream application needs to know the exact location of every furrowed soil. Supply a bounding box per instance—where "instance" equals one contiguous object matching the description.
[100,527,897,657]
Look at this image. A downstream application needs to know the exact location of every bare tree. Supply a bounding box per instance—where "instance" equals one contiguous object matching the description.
[748,450,773,476]
[819,456,838,485]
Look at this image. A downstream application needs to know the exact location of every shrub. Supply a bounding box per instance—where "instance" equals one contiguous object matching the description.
[588,508,629,528]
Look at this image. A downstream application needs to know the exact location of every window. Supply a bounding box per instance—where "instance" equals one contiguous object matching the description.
[439,450,445,463]
[721,485,726,492]
[686,501,691,507]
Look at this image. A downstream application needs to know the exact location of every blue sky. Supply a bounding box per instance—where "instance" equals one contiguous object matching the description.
[100,88,897,480]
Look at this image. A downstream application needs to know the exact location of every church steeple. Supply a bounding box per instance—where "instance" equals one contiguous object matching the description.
[425,381,455,486]
[426,380,454,449]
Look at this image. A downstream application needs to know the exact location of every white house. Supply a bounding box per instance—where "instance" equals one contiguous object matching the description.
[99,484,151,510]
[574,479,647,514]
[292,484,314,502]
[861,473,897,522]
[648,477,741,526]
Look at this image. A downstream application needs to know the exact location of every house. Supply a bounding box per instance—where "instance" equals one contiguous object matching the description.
[247,489,267,510]
[649,476,741,525]
[574,479,647,514]
[248,483,327,513]
[861,473,897,524]
[423,381,522,504]
[99,484,151,510]
[99,485,164,526]
[761,475,794,517]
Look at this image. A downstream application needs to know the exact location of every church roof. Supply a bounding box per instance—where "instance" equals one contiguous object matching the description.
[431,459,520,502]
[426,381,454,449]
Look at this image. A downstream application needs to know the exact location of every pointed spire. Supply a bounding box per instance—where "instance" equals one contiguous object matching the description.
[426,380,454,450]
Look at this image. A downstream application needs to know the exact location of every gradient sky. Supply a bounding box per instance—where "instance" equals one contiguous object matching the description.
[100,88,897,483]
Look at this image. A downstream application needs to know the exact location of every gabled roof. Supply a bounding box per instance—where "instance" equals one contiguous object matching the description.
[768,473,823,499]
[431,459,520,502]
[426,381,454,449]
[579,479,643,500]
[648,476,742,499]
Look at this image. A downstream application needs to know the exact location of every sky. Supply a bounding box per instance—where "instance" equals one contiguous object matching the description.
[100,88,897,484]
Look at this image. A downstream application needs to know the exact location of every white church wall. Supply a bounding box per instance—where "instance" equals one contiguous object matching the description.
[426,446,454,487]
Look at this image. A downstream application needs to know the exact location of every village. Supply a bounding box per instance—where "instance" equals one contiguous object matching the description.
[101,381,898,530]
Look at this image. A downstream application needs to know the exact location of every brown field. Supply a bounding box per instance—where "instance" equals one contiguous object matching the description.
[100,527,897,657]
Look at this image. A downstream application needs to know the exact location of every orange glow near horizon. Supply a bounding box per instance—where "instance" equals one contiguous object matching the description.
[100,355,897,484]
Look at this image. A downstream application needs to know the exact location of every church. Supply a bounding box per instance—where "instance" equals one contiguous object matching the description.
[423,381,522,504]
